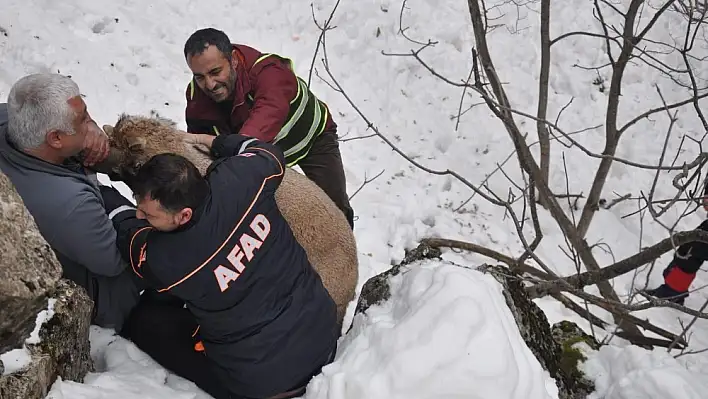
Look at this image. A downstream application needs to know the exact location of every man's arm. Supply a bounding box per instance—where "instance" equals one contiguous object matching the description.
[212,132,284,168]
[56,192,129,277]
[112,210,155,282]
[204,134,286,196]
[238,59,299,142]
[99,185,164,286]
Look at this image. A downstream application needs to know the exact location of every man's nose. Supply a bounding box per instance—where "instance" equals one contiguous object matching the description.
[205,76,219,90]
[136,210,146,220]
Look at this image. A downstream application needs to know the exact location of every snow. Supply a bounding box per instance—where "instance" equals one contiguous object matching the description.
[2,0,708,398]
[305,260,559,399]
[1,298,56,376]
[0,347,32,377]
[582,345,708,399]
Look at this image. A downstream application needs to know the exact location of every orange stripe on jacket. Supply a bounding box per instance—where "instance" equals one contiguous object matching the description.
[129,226,154,278]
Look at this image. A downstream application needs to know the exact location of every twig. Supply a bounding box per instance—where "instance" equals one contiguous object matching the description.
[307,0,342,87]
[668,297,708,351]
[338,133,378,143]
[349,169,385,201]
[551,292,608,331]
[397,0,433,46]
[601,193,632,209]
[456,50,477,132]
[420,237,554,280]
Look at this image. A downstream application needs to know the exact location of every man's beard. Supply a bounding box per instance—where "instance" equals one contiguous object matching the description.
[209,73,236,103]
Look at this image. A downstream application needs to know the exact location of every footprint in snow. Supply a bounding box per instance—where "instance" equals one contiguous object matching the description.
[91,16,117,35]
[126,73,139,86]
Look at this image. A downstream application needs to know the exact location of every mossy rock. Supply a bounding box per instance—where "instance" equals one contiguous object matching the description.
[551,320,598,394]
[480,264,596,399]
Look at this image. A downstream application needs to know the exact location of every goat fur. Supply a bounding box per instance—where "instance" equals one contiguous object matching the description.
[99,114,358,326]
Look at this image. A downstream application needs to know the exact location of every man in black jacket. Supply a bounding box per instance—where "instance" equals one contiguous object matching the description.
[102,133,339,399]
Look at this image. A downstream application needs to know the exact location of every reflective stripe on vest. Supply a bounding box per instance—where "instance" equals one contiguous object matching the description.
[188,53,328,166]
[246,53,328,166]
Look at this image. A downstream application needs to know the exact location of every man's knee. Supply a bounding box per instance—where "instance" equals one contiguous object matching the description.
[120,301,232,399]
[91,271,142,332]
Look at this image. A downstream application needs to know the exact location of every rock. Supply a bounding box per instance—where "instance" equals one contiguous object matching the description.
[479,264,596,399]
[0,170,63,353]
[354,242,441,316]
[0,279,94,399]
[0,170,93,397]
[353,242,596,399]
[551,320,599,392]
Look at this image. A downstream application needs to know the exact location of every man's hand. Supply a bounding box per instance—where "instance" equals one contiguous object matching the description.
[81,126,110,167]
[178,131,215,148]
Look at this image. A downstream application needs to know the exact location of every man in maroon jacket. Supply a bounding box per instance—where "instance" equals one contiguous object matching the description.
[181,28,354,229]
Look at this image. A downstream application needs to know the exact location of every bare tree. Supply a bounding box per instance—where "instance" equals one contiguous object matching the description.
[463,0,708,344]
[468,0,708,347]
[309,0,708,349]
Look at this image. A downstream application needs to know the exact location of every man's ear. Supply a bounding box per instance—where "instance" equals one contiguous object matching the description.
[230,49,239,68]
[46,129,64,149]
[176,208,193,226]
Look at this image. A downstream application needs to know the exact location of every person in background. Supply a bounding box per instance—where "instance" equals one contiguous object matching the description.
[645,181,708,305]
[181,27,355,229]
[103,131,339,399]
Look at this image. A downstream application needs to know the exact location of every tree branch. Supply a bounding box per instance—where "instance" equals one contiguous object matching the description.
[527,229,708,298]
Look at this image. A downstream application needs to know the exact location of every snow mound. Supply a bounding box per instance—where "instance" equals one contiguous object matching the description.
[305,260,559,399]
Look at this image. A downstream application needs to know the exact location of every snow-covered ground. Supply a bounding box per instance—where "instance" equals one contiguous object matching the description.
[2,0,708,398]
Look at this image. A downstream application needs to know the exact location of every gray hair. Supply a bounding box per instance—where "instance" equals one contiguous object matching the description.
[7,73,81,150]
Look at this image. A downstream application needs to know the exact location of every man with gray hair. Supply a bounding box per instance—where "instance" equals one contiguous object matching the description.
[0,73,143,331]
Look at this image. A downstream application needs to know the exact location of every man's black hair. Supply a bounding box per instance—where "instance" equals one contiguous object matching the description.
[184,28,233,60]
[131,153,209,213]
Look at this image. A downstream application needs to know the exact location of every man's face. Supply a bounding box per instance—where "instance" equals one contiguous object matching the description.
[136,195,192,232]
[48,96,101,157]
[187,45,237,103]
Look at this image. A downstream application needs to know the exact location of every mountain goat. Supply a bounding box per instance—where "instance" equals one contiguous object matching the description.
[94,114,358,327]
